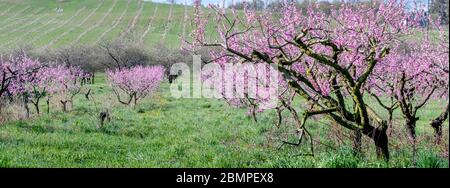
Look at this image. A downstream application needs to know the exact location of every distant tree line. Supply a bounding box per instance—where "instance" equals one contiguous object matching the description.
[227,0,448,25]
[228,0,266,10]
[228,0,381,15]
[429,0,449,24]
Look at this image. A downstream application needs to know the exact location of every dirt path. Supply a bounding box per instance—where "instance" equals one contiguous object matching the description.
[42,0,105,49]
[119,0,144,38]
[1,8,47,37]
[9,16,58,47]
[29,7,86,48]
[96,0,131,43]
[0,5,17,17]
[160,3,173,42]
[0,7,38,33]
[140,4,159,43]
[71,0,118,45]
[0,6,30,26]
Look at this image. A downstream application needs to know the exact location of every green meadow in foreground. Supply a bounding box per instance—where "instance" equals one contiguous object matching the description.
[0,73,448,167]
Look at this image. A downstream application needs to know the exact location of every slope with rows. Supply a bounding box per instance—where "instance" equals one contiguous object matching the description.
[0,0,195,52]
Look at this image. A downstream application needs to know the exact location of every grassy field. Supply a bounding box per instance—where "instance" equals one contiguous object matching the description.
[0,73,448,167]
[0,0,448,168]
[0,0,195,51]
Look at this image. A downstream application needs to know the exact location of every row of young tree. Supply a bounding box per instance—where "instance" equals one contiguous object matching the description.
[0,54,88,116]
[0,56,165,118]
[0,40,169,121]
[186,0,449,161]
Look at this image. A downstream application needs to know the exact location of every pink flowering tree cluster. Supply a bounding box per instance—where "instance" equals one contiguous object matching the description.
[44,65,86,112]
[0,54,88,115]
[0,54,42,116]
[428,28,449,144]
[106,66,165,106]
[201,61,289,121]
[367,13,449,162]
[189,0,304,139]
[368,39,443,161]
[186,0,449,160]
[199,60,314,148]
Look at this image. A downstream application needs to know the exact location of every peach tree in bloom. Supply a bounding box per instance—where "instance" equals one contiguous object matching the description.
[42,64,87,112]
[106,66,165,106]
[0,55,42,116]
[1,55,41,98]
[368,38,447,162]
[200,61,289,123]
[0,54,87,115]
[185,0,449,160]
[367,12,449,158]
[429,31,449,145]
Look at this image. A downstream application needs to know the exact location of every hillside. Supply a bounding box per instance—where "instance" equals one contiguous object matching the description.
[0,0,194,51]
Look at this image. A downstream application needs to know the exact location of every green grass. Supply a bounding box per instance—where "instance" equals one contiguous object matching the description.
[0,73,448,168]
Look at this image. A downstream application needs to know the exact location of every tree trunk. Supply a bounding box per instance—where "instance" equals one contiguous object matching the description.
[32,102,40,115]
[430,103,449,145]
[23,95,30,119]
[353,129,362,155]
[46,98,50,114]
[387,109,394,136]
[362,125,389,161]
[405,117,417,142]
[60,100,68,112]
[24,104,30,118]
[85,89,91,100]
[132,93,138,107]
[405,116,418,166]
[69,98,74,109]
[31,97,41,115]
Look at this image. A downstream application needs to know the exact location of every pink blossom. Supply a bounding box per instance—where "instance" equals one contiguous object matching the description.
[106,65,165,105]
